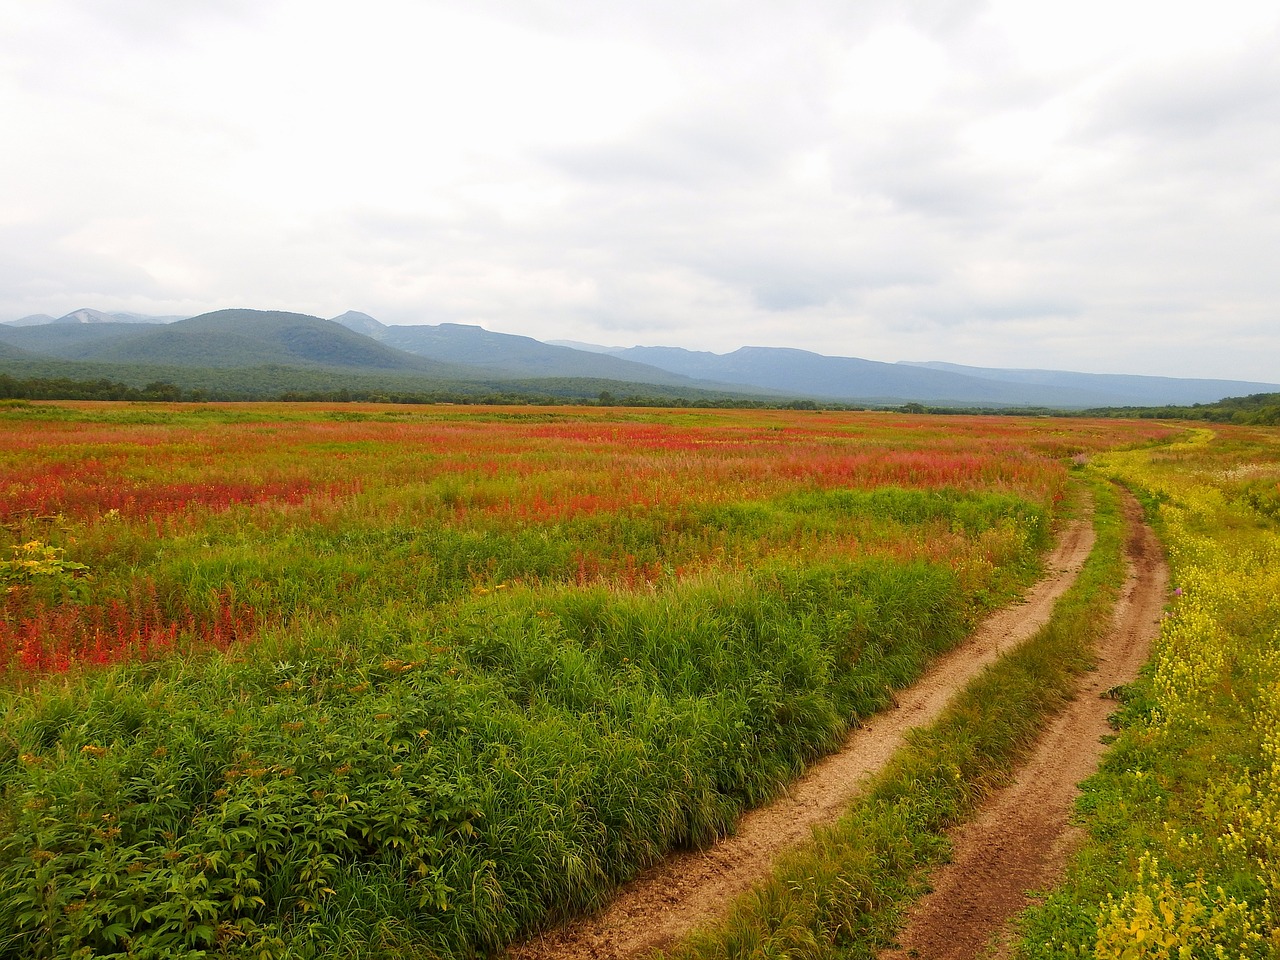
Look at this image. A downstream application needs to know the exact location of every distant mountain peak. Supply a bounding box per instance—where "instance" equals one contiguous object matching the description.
[9,309,182,326]
[329,310,388,339]
[330,310,382,324]
[55,308,114,324]
[6,313,56,327]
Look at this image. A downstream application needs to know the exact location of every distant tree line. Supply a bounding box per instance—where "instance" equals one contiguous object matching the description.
[1083,392,1280,426]
[892,393,1280,423]
[0,375,200,402]
[12,371,1271,422]
[0,372,858,411]
[277,388,857,410]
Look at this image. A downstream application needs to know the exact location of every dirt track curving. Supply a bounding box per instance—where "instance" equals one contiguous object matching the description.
[509,505,1104,960]
[879,489,1168,960]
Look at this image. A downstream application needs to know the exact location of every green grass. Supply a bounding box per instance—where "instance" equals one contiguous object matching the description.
[0,539,1038,958]
[661,473,1128,960]
[34,484,1045,653]
[2,404,1139,959]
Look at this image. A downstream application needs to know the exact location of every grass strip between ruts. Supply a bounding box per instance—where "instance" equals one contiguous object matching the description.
[659,472,1128,960]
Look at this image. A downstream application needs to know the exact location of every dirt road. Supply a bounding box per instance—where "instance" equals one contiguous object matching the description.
[511,504,1108,960]
[880,490,1168,959]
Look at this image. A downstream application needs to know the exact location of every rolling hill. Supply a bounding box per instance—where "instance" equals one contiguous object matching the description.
[597,344,1280,408]
[0,322,158,359]
[897,361,1280,407]
[4,307,1277,408]
[139,310,457,371]
[0,310,471,376]
[0,341,35,361]
[602,345,1104,407]
[370,322,721,388]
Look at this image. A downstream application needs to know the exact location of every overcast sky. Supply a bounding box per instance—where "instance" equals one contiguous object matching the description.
[3,1,1278,380]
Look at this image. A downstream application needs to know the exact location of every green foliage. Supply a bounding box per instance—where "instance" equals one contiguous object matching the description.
[0,361,787,407]
[0,404,1097,958]
[1086,391,1280,425]
[0,551,979,958]
[665,477,1128,960]
[0,541,91,605]
[0,374,191,402]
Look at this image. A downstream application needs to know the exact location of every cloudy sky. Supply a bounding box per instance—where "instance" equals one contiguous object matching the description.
[3,1,1278,380]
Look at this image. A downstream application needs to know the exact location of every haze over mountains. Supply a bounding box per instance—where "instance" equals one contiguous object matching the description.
[8,308,185,326]
[3,308,1276,409]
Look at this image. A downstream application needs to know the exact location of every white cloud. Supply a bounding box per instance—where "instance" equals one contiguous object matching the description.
[1,0,1278,380]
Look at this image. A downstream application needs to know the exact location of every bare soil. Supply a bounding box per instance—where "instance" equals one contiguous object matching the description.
[879,490,1168,960]
[510,506,1105,960]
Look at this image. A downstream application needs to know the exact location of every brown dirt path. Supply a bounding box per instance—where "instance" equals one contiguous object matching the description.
[879,489,1168,960]
[509,509,1098,960]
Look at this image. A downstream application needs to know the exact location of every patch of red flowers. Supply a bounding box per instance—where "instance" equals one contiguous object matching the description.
[0,583,255,675]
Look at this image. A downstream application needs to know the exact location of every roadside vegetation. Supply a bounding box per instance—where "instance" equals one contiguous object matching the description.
[1015,425,1280,958]
[0,404,1175,958]
[662,473,1128,960]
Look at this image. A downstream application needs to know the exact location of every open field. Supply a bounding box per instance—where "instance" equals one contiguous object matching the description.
[0,403,1182,958]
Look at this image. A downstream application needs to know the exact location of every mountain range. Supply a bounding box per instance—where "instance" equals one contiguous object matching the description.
[2,307,1276,409]
[7,308,186,326]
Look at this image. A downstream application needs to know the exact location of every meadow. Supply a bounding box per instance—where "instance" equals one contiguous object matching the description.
[0,402,1177,958]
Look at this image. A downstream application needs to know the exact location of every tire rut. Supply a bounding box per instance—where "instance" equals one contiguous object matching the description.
[879,488,1168,960]
[509,507,1100,960]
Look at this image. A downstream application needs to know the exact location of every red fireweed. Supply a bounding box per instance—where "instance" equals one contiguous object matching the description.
[0,584,255,675]
[0,403,1179,677]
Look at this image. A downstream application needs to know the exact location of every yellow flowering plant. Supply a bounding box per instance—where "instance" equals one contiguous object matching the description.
[1019,425,1280,959]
